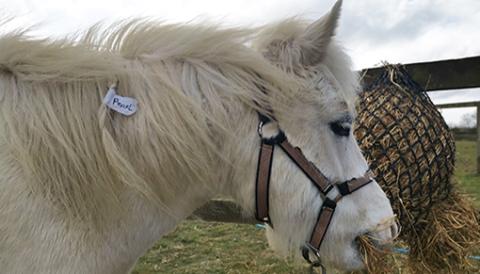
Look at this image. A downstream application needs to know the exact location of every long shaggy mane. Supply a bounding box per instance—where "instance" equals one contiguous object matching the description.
[0,19,305,225]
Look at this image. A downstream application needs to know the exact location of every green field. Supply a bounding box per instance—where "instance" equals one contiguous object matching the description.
[455,140,480,207]
[132,141,480,273]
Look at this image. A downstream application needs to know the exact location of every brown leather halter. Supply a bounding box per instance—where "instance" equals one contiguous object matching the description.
[254,112,374,269]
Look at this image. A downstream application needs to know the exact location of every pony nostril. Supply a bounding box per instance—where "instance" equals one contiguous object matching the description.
[362,216,400,246]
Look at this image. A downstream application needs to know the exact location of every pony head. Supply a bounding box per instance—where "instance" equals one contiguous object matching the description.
[249,0,397,270]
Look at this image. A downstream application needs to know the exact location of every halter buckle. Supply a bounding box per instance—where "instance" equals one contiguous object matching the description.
[301,243,326,274]
[323,184,334,196]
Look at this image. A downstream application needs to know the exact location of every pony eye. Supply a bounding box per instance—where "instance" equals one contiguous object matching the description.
[329,121,351,137]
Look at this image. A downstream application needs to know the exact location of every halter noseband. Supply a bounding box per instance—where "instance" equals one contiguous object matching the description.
[254,112,374,269]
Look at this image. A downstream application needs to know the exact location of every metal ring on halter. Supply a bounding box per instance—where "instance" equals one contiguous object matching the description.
[301,243,326,274]
[257,121,264,137]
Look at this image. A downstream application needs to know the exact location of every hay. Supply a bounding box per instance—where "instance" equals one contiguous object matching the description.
[356,235,393,274]
[354,64,480,272]
[355,216,400,274]
[404,193,480,273]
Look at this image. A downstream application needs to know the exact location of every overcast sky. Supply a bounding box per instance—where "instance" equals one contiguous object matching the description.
[1,0,479,125]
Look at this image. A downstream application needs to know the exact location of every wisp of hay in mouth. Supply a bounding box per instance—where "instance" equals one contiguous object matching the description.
[356,216,400,274]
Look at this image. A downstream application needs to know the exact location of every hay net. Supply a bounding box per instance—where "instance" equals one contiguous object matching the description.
[355,64,456,225]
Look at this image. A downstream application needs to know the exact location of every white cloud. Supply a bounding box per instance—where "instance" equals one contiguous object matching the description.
[337,0,480,68]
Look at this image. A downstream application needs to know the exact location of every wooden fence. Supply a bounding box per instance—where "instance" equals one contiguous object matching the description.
[193,55,480,223]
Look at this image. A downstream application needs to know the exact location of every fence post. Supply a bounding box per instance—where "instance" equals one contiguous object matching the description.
[477,103,480,174]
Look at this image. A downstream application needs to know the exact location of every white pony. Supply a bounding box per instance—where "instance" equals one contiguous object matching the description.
[0,1,396,273]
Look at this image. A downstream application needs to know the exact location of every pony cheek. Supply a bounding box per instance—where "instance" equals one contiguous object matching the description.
[262,179,322,258]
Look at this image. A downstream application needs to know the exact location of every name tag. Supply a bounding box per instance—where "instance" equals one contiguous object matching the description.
[103,87,137,116]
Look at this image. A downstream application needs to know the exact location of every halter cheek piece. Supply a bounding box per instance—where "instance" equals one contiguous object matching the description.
[254,112,374,270]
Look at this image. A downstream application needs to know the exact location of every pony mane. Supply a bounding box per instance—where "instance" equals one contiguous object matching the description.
[0,19,304,226]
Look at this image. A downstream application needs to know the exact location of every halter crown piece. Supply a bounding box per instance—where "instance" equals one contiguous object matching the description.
[254,112,374,272]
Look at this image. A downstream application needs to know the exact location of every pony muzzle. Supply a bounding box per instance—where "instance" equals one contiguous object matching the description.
[356,217,400,251]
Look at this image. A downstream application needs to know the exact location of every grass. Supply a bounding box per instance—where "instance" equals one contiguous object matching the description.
[132,141,480,273]
[132,221,304,274]
[454,140,480,207]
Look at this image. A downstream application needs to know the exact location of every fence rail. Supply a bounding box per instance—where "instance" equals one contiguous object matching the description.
[361,56,480,92]
[435,101,480,108]
[191,200,256,224]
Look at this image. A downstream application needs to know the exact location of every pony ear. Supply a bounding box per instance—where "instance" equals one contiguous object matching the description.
[298,0,342,66]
